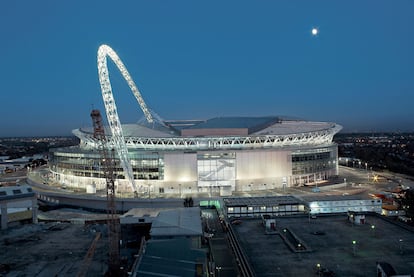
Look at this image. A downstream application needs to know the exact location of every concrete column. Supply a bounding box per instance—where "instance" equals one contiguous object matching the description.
[1,203,8,230]
[32,198,38,224]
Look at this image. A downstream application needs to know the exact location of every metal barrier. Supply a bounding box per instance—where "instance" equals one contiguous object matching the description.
[226,222,256,277]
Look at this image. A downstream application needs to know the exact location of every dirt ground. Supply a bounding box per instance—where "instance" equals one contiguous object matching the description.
[0,221,108,276]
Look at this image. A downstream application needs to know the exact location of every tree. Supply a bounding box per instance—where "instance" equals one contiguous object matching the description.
[400,189,414,219]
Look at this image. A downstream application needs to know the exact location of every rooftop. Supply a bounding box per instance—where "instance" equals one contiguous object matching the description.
[75,118,337,139]
[136,237,206,277]
[233,215,414,276]
[183,116,279,132]
[150,207,203,237]
[0,185,35,201]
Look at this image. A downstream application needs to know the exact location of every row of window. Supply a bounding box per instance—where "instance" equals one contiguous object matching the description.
[292,152,331,162]
[227,205,302,213]
[50,149,337,181]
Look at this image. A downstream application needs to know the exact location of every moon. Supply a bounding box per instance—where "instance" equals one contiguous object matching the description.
[311,28,319,36]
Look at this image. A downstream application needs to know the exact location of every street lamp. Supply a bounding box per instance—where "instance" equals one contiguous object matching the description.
[371,225,375,237]
[352,240,357,256]
[216,266,222,277]
[316,263,321,277]
[399,239,404,254]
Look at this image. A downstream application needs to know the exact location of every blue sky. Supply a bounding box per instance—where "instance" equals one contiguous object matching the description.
[0,1,413,136]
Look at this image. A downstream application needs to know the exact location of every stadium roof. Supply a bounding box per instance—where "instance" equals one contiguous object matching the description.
[79,116,336,137]
[183,116,279,131]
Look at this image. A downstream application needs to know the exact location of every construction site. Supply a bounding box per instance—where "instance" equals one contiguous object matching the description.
[0,220,108,276]
[1,110,152,276]
[2,170,414,276]
[1,111,414,276]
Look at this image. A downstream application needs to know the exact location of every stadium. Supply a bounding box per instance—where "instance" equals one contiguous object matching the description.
[48,45,342,197]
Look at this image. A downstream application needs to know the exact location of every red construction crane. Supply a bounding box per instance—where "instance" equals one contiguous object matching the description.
[77,232,102,277]
[90,109,120,276]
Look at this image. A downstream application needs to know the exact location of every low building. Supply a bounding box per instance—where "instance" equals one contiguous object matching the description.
[223,196,306,218]
[150,207,203,246]
[300,195,382,215]
[0,185,38,229]
[133,207,207,277]
[381,204,405,217]
[134,237,206,277]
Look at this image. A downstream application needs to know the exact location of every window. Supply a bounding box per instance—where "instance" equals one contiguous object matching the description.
[159,188,164,193]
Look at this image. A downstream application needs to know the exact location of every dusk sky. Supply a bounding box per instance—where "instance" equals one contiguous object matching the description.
[0,1,413,137]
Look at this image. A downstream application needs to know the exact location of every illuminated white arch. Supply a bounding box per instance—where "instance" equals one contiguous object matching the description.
[97,44,153,192]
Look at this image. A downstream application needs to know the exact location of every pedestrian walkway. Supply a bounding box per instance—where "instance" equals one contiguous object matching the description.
[202,208,239,277]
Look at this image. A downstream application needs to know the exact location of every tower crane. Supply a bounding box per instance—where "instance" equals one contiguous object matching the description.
[90,109,121,276]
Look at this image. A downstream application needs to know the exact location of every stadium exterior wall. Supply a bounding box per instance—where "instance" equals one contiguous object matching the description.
[48,142,339,197]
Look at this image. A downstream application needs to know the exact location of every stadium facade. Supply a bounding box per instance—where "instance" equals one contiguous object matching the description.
[49,117,341,197]
[48,45,342,197]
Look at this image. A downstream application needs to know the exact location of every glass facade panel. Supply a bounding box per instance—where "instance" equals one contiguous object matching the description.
[197,152,236,188]
[50,148,164,180]
[290,146,338,186]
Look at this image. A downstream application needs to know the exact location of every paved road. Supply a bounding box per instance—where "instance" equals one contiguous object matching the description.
[2,165,412,212]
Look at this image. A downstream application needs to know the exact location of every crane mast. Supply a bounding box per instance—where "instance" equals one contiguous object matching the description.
[90,109,120,275]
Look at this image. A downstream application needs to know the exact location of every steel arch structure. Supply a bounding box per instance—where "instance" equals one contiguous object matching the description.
[76,123,342,151]
[97,44,153,192]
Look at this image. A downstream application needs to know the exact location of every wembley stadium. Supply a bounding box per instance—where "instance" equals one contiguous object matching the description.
[47,45,342,197]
